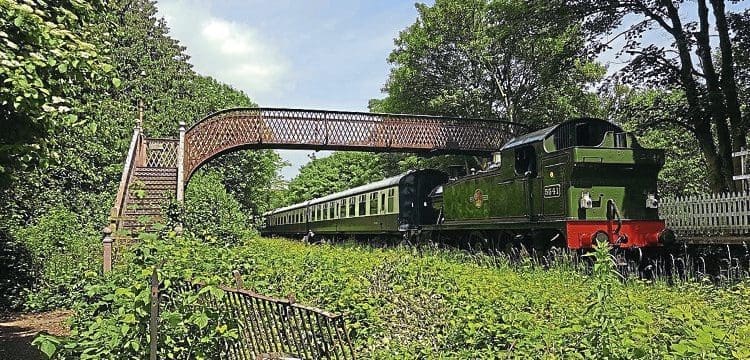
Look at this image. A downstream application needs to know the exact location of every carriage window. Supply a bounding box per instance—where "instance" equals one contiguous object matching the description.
[323,203,329,220]
[381,193,386,213]
[329,202,335,219]
[387,188,396,213]
[369,192,378,215]
[348,197,356,217]
[514,146,537,177]
[358,195,366,216]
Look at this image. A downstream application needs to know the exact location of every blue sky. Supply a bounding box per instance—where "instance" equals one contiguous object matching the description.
[157,0,433,179]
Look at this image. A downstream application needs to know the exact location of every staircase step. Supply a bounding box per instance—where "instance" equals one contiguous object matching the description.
[132,178,177,185]
[133,167,176,172]
[124,205,164,213]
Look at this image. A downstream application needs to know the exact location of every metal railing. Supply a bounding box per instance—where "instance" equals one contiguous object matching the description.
[154,269,355,360]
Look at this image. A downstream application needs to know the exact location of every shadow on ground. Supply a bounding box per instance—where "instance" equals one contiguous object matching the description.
[0,310,71,360]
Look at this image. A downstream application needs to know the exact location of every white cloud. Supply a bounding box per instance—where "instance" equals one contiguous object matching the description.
[157,0,289,103]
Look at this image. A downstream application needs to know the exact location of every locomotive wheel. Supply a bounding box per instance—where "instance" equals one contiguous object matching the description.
[468,231,489,252]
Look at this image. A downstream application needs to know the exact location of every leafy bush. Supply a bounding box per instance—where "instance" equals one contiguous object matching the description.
[35,235,750,359]
[8,207,100,311]
[183,171,253,245]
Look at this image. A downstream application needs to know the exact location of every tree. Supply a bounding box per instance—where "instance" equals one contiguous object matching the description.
[372,0,604,126]
[572,0,748,192]
[1,0,285,228]
[0,0,111,188]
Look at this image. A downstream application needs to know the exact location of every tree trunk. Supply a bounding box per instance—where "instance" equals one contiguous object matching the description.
[694,123,730,192]
[710,0,746,152]
[711,0,745,191]
[662,0,732,192]
[697,0,735,191]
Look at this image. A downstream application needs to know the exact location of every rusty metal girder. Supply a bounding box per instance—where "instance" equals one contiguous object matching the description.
[184,108,523,180]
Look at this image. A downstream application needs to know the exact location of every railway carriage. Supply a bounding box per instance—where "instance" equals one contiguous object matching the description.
[262,169,447,238]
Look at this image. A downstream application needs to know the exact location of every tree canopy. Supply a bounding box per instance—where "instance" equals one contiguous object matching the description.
[371,0,604,126]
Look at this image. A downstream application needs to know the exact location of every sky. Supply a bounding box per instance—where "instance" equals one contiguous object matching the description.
[157,0,432,179]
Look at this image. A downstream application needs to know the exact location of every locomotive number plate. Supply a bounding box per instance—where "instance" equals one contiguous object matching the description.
[543,184,561,198]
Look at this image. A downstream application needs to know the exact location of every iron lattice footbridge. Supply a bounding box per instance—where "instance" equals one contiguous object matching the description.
[108,107,522,239]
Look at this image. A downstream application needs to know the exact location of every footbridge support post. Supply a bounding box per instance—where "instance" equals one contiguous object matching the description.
[177,121,186,203]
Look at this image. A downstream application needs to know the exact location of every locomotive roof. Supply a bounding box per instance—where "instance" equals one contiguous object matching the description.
[264,170,424,216]
[500,117,622,150]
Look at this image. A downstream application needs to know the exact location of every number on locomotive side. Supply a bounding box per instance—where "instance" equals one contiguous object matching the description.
[544,184,561,198]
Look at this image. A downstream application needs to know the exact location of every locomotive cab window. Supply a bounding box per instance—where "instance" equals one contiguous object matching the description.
[514,146,537,177]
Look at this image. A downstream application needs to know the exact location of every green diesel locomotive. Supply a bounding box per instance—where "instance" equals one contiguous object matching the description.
[262,117,674,250]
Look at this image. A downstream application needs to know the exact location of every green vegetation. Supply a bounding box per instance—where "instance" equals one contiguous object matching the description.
[35,235,750,359]
[183,171,253,245]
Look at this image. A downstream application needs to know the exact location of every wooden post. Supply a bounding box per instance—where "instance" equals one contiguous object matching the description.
[102,226,113,273]
[232,270,243,289]
[149,261,163,360]
[176,121,186,203]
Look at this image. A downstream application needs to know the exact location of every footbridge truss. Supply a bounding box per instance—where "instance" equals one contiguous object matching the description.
[108,107,523,240]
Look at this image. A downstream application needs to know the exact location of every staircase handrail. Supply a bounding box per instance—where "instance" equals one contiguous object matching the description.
[110,124,142,230]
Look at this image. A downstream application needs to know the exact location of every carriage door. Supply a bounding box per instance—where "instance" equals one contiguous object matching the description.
[541,154,566,218]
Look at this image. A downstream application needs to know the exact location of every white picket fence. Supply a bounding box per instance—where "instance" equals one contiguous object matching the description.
[660,192,750,236]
